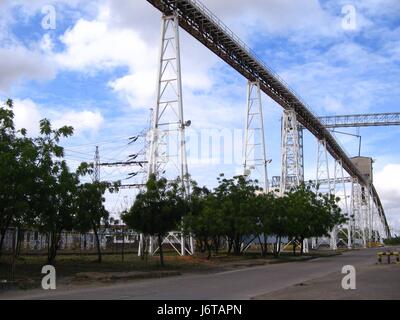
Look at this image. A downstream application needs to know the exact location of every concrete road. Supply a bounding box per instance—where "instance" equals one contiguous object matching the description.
[2,247,399,300]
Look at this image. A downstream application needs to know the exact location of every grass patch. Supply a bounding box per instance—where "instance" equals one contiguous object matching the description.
[0,253,214,290]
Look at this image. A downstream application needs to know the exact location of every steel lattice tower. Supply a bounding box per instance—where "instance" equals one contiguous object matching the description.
[315,139,336,249]
[243,81,269,192]
[280,109,303,195]
[148,13,190,194]
[350,179,367,247]
[333,159,352,249]
[145,13,193,256]
[280,110,308,252]
[94,146,100,182]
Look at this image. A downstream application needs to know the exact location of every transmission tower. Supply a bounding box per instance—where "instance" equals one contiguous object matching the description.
[243,81,269,192]
[145,13,193,256]
[280,109,303,195]
[148,13,190,194]
[94,146,100,182]
[350,179,367,248]
[280,109,309,252]
[316,139,332,194]
[314,139,336,249]
[333,159,352,249]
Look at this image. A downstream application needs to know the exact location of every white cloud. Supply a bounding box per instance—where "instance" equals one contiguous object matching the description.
[107,72,156,109]
[277,40,400,115]
[0,45,56,92]
[53,110,104,133]
[374,164,400,233]
[13,99,43,135]
[56,14,152,72]
[55,4,218,110]
[12,99,104,135]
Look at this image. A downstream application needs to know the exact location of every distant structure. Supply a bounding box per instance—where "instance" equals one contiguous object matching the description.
[350,156,374,184]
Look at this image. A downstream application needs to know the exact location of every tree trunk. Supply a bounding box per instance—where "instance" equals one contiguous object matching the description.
[47,232,51,263]
[0,213,13,258]
[157,234,164,267]
[259,234,268,257]
[199,239,205,253]
[211,238,216,255]
[205,239,212,260]
[0,228,7,257]
[292,238,296,256]
[214,236,220,254]
[140,236,147,261]
[233,234,242,255]
[16,228,22,257]
[279,237,282,255]
[47,231,61,264]
[92,224,102,263]
[300,237,304,256]
[10,228,17,281]
[227,238,233,254]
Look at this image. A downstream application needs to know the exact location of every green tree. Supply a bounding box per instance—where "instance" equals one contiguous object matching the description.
[213,174,259,255]
[122,174,186,267]
[184,183,224,259]
[285,184,346,255]
[0,99,37,256]
[76,181,119,263]
[31,119,78,264]
[253,192,276,256]
[262,195,288,256]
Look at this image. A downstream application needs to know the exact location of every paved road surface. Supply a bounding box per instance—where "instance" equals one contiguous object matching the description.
[2,247,399,300]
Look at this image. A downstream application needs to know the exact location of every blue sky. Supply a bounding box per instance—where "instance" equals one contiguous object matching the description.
[1,0,399,233]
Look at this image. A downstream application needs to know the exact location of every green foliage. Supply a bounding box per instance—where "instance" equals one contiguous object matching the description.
[0,99,38,254]
[0,99,115,264]
[183,182,224,259]
[384,236,400,245]
[212,174,260,255]
[76,180,119,262]
[183,176,347,257]
[122,174,186,266]
[284,184,346,254]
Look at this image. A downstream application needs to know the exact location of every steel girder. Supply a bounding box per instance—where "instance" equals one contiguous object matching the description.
[319,112,400,128]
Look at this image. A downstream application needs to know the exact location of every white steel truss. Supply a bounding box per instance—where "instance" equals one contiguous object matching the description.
[243,81,269,192]
[280,109,303,195]
[315,139,335,249]
[316,139,333,194]
[364,186,373,243]
[350,179,367,247]
[280,110,308,252]
[143,14,193,257]
[333,159,352,249]
[148,14,189,191]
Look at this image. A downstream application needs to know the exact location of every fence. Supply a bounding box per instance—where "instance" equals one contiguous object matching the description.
[0,227,141,255]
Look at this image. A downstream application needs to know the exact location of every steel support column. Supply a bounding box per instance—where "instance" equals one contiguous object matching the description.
[280,110,302,195]
[315,139,335,249]
[142,13,192,256]
[243,80,269,192]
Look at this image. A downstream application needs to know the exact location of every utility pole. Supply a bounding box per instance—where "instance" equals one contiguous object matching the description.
[94,146,100,182]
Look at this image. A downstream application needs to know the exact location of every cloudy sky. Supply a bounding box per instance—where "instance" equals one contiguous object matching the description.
[1,0,399,233]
